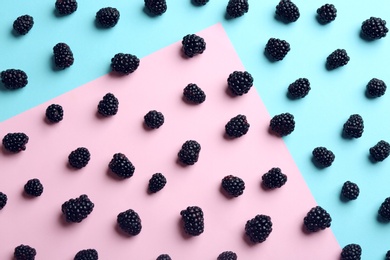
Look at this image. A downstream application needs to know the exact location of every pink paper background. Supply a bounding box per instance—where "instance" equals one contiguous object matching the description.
[0,24,340,259]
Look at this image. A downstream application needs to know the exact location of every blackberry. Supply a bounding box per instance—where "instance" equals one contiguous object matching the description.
[109,153,135,179]
[61,194,94,223]
[386,250,390,260]
[226,0,249,18]
[144,110,165,129]
[183,83,206,104]
[341,244,362,260]
[144,0,167,16]
[303,206,332,232]
[288,78,311,98]
[269,112,295,136]
[262,167,287,189]
[180,206,204,236]
[316,4,337,24]
[192,0,209,6]
[1,69,28,89]
[0,192,7,210]
[178,140,201,165]
[369,140,390,162]
[225,114,250,138]
[156,254,171,260]
[45,104,64,123]
[341,181,360,200]
[227,71,253,96]
[343,114,364,138]
[74,249,98,260]
[361,17,388,40]
[312,147,335,167]
[14,244,36,260]
[326,49,350,70]
[221,175,245,197]
[366,78,386,97]
[2,132,29,153]
[13,15,34,35]
[275,0,300,23]
[97,93,119,117]
[218,251,237,260]
[265,38,291,61]
[148,173,167,193]
[55,0,78,15]
[68,147,91,169]
[111,53,140,75]
[245,214,273,243]
[96,7,120,28]
[379,197,390,221]
[182,34,206,58]
[53,43,74,69]
[117,209,142,236]
[24,178,44,197]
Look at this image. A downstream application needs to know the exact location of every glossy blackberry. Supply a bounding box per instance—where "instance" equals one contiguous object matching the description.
[226,0,249,18]
[111,53,140,75]
[74,249,98,260]
[245,214,273,243]
[1,69,28,89]
[366,78,386,97]
[183,83,206,104]
[144,110,165,129]
[24,178,44,197]
[178,140,201,165]
[96,7,120,28]
[55,0,78,15]
[62,194,94,223]
[180,206,204,236]
[269,112,295,136]
[53,43,74,69]
[156,254,172,260]
[303,206,332,232]
[262,167,287,189]
[227,71,253,96]
[361,17,388,40]
[217,251,237,260]
[13,15,34,35]
[316,4,337,23]
[369,140,390,162]
[109,153,135,179]
[288,78,311,98]
[386,250,390,260]
[341,244,362,260]
[221,175,245,197]
[379,197,390,221]
[192,0,209,6]
[97,93,119,117]
[148,173,167,193]
[182,34,206,58]
[312,147,335,167]
[117,209,142,236]
[145,0,167,15]
[341,181,360,200]
[68,147,91,169]
[2,132,29,153]
[343,114,364,138]
[0,192,7,210]
[275,0,300,23]
[326,49,350,70]
[225,114,250,138]
[14,244,36,260]
[265,38,291,61]
[46,104,64,123]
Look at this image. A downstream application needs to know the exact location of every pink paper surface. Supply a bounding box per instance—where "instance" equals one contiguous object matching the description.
[0,24,340,259]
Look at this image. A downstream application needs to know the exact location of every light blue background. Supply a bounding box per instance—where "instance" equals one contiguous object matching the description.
[1,0,390,258]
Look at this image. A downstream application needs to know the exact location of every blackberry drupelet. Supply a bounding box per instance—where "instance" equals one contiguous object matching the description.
[68,147,91,169]
[343,114,364,138]
[316,4,337,24]
[145,0,167,15]
[24,178,44,197]
[0,192,7,210]
[262,167,287,189]
[182,34,206,58]
[361,17,388,40]
[97,93,119,117]
[192,0,209,6]
[111,53,140,75]
[326,49,350,70]
[341,181,360,200]
[46,104,64,123]
[275,0,300,23]
[96,7,120,28]
[288,78,311,98]
[14,244,36,260]
[183,83,206,104]
[109,153,135,179]
[245,214,273,243]
[366,78,386,97]
[74,249,98,260]
[13,15,34,35]
[226,0,249,18]
[156,254,172,260]
[265,38,291,61]
[62,194,94,223]
[379,197,390,220]
[180,206,204,236]
[341,244,362,260]
[178,140,201,165]
[221,175,245,197]
[225,114,250,138]
[2,132,29,153]
[312,147,335,167]
[269,112,295,136]
[1,69,28,89]
[303,206,332,232]
[117,209,142,236]
[217,251,237,260]
[53,43,74,69]
[227,71,253,96]
[55,0,78,15]
[148,173,167,193]
[144,110,165,129]
[369,140,390,162]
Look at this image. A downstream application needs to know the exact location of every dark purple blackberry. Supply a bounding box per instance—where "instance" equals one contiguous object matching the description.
[183,83,206,104]
[144,110,165,129]
[148,173,167,193]
[1,69,28,89]
[96,7,120,28]
[386,250,390,260]
[2,132,29,153]
[24,178,44,197]
[45,104,64,123]
[117,209,142,236]
[225,114,250,138]
[62,194,94,223]
[366,78,386,97]
[288,78,311,98]
[55,0,78,15]
[13,15,34,35]
[182,34,206,58]
[178,140,201,165]
[221,175,245,197]
[303,206,332,232]
[68,147,91,169]
[312,147,335,167]
[180,206,204,236]
[144,0,167,16]
[74,249,98,260]
[269,112,295,136]
[226,0,249,18]
[316,4,337,24]
[265,38,291,61]
[379,197,390,221]
[227,71,253,96]
[361,17,388,40]
[109,153,135,179]
[97,93,119,117]
[156,254,172,260]
[369,140,390,162]
[217,251,237,260]
[275,0,300,23]
[343,114,364,138]
[0,192,7,210]
[262,167,287,189]
[111,53,140,75]
[14,244,36,260]
[341,181,360,200]
[245,214,273,243]
[341,244,362,260]
[326,49,350,70]
[53,43,74,69]
[192,0,209,6]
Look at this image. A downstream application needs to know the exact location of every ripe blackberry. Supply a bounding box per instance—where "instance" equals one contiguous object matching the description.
[62,194,94,223]
[144,110,165,129]
[221,175,245,197]
[192,0,209,6]
[343,114,364,138]
[316,4,337,24]
[386,250,390,260]
[14,244,36,260]
[341,244,362,260]
[156,254,171,260]
[265,38,291,61]
[46,104,64,123]
[303,206,332,232]
[117,209,142,236]
[275,0,300,23]
[182,34,206,58]
[55,0,78,15]
[369,140,390,162]
[366,78,387,97]
[245,214,273,243]
[74,249,98,260]
[111,53,140,75]
[312,147,335,167]
[97,93,119,117]
[0,192,7,210]
[226,0,249,18]
[180,206,204,236]
[53,43,74,69]
[183,83,206,104]
[262,167,287,189]
[225,114,250,138]
[68,147,91,169]
[24,178,44,197]
[269,112,295,136]
[13,15,34,35]
[288,78,311,98]
[341,181,360,200]
[1,69,28,89]
[326,49,350,70]
[178,140,201,165]
[227,71,253,96]
[361,17,388,40]
[109,153,135,179]
[379,197,390,221]
[218,251,237,260]
[148,173,167,193]
[2,132,29,153]
[96,7,120,28]
[145,0,167,16]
